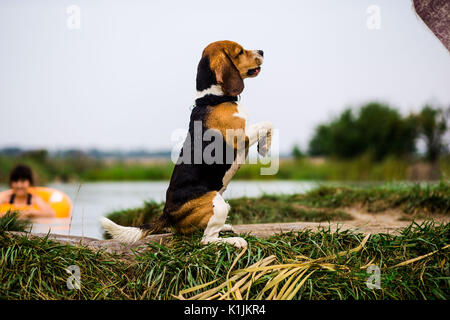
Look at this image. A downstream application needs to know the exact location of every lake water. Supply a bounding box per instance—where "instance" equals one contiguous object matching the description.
[3,180,331,239]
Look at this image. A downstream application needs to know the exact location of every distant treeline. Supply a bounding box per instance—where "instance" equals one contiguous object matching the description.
[302,103,449,162]
[0,148,171,159]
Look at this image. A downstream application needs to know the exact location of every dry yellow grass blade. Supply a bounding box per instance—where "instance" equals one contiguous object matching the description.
[241,266,273,299]
[276,268,310,300]
[178,254,276,300]
[183,272,242,300]
[244,268,259,300]
[256,267,304,299]
[219,255,277,300]
[266,285,278,300]
[389,244,450,269]
[296,254,314,261]
[235,288,243,300]
[242,262,310,273]
[227,247,248,280]
[284,270,316,300]
[224,247,248,299]
[181,234,372,300]
[178,279,218,296]
[360,257,377,269]
[218,273,253,300]
[318,263,337,271]
[298,233,371,263]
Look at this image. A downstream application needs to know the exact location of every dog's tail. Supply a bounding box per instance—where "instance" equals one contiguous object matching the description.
[100,217,167,243]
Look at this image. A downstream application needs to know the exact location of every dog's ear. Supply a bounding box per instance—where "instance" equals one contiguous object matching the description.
[214,51,244,96]
[196,55,216,92]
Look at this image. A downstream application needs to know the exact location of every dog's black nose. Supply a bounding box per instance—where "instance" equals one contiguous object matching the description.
[257,50,264,57]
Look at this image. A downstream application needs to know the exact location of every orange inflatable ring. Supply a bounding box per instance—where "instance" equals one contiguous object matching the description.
[0,187,72,218]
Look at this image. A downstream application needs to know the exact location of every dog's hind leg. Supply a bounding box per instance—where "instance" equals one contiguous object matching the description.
[201,193,247,248]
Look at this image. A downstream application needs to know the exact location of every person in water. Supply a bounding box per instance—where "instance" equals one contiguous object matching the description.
[0,164,56,218]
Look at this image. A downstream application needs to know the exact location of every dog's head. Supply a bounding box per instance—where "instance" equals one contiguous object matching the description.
[196,40,264,96]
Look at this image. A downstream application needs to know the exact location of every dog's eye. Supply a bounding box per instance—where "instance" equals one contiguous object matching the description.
[238,49,244,56]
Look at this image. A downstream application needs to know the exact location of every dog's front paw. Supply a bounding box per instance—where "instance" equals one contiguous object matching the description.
[223,237,248,248]
[257,126,272,156]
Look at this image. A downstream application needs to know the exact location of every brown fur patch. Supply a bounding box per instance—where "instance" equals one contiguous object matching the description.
[205,103,248,149]
[172,191,217,234]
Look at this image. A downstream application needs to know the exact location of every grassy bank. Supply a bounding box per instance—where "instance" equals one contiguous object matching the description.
[1,183,448,299]
[0,221,448,299]
[105,182,450,228]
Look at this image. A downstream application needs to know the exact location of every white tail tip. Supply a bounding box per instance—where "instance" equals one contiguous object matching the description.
[99,217,143,243]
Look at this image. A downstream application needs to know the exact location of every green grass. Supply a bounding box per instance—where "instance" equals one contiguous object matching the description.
[227,194,352,224]
[0,221,448,299]
[297,181,450,214]
[0,211,31,233]
[0,232,132,299]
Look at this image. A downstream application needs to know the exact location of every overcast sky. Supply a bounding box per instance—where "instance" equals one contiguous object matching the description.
[1,0,449,154]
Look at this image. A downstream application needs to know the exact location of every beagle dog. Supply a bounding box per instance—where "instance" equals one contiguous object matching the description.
[101,40,272,248]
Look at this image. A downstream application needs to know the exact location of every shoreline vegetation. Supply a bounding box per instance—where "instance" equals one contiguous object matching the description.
[0,183,449,300]
[1,154,449,184]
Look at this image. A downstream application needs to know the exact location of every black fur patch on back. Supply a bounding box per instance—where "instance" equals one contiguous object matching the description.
[162,105,234,224]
